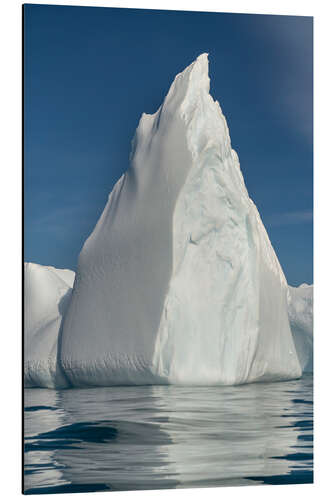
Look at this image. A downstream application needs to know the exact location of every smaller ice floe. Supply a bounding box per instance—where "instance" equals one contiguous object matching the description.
[287,284,313,373]
[24,263,75,388]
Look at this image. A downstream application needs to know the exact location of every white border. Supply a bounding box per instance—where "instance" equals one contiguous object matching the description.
[1,1,332,499]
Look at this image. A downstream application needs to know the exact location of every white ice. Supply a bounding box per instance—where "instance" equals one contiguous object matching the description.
[287,284,313,372]
[58,54,301,387]
[24,262,74,388]
[24,265,313,387]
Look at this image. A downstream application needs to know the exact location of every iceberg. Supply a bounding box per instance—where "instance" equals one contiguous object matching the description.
[24,262,74,388]
[287,284,313,372]
[59,53,302,387]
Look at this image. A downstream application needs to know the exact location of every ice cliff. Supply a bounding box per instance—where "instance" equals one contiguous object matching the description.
[24,262,74,388]
[55,53,302,387]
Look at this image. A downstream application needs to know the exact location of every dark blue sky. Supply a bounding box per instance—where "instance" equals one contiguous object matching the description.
[24,5,313,286]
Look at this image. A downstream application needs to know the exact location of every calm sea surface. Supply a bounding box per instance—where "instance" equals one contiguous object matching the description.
[24,375,313,494]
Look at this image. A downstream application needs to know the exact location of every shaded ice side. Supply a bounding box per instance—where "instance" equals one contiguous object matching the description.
[59,53,301,386]
[151,54,301,384]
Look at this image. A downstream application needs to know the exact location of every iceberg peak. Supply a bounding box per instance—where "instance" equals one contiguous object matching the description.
[161,53,211,113]
[188,52,209,81]
[180,52,210,89]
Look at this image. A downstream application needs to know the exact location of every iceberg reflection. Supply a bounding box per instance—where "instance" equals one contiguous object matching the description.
[24,376,313,493]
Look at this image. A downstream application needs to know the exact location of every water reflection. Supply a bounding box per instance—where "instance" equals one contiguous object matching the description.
[24,375,313,493]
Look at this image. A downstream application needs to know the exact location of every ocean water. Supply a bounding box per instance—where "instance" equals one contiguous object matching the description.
[24,375,313,494]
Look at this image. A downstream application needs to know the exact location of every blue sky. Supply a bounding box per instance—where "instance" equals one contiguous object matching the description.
[24,5,313,286]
